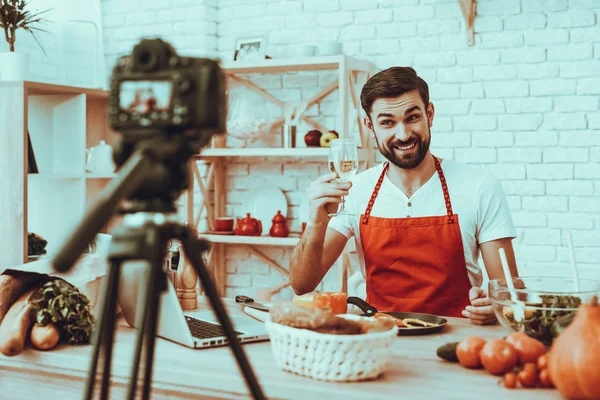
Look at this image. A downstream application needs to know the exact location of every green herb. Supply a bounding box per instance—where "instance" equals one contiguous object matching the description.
[29,279,95,345]
[504,294,581,346]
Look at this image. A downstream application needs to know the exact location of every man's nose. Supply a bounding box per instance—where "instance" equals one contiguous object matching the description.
[394,125,412,142]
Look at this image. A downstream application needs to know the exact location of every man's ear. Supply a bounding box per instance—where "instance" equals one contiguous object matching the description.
[426,102,435,128]
[364,116,373,133]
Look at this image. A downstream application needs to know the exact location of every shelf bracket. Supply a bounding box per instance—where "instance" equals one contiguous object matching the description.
[245,245,291,296]
[192,162,215,231]
[458,0,477,46]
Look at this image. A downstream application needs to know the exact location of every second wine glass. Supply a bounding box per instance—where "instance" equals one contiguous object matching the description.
[328,138,358,217]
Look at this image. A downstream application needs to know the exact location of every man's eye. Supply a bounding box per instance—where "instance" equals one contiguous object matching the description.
[407,115,419,122]
[380,120,394,126]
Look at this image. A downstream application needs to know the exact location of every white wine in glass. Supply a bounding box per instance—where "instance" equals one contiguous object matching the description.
[328,138,358,217]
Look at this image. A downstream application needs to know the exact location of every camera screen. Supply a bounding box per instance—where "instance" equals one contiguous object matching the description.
[119,80,172,113]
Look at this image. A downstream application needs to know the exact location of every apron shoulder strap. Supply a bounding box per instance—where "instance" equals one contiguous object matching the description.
[362,163,389,224]
[432,155,455,224]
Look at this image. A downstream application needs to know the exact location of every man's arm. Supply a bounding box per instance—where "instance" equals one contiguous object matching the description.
[289,226,348,295]
[480,237,519,281]
[462,238,519,325]
[289,172,352,295]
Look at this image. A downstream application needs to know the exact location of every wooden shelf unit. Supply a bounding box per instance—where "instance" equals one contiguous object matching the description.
[196,147,372,159]
[190,55,376,297]
[0,81,116,267]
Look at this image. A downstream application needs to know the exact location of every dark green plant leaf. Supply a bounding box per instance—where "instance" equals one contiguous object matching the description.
[30,279,95,345]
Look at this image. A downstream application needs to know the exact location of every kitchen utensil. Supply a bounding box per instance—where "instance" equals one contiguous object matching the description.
[269,210,290,237]
[234,213,262,236]
[567,230,580,292]
[86,140,115,173]
[347,296,447,336]
[235,295,271,312]
[282,124,296,148]
[282,102,296,148]
[489,276,600,344]
[241,186,288,235]
[499,247,525,322]
[215,217,235,232]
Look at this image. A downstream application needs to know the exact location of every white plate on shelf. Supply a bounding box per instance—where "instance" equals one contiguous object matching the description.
[240,186,288,236]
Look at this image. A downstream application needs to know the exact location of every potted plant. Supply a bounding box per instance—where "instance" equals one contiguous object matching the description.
[0,0,48,81]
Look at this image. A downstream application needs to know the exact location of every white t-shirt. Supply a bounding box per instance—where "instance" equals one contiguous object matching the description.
[328,159,517,288]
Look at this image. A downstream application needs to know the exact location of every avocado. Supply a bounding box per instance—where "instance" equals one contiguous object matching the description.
[436,341,459,362]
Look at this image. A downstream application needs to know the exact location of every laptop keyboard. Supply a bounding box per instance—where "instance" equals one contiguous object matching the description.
[185,316,243,339]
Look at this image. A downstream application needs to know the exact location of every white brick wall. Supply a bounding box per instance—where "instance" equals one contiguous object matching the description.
[101,0,600,295]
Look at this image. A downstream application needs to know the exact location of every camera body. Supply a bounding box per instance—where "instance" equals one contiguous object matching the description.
[108,38,226,142]
[106,38,227,208]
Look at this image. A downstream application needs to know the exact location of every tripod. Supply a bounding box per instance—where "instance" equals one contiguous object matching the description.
[51,142,266,400]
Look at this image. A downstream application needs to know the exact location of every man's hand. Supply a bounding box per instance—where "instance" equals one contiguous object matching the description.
[462,287,497,325]
[306,172,351,224]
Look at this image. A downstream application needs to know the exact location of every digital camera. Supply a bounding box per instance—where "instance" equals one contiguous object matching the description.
[108,38,226,146]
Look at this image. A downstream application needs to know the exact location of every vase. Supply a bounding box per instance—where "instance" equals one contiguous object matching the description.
[0,52,29,81]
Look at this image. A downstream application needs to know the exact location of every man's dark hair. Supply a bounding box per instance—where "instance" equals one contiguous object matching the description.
[360,66,430,119]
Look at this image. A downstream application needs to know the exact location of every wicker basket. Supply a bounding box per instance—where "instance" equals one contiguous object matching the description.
[265,315,398,382]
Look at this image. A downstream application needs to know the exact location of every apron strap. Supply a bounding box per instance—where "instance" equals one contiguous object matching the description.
[362,156,455,224]
[432,155,455,224]
[362,163,389,224]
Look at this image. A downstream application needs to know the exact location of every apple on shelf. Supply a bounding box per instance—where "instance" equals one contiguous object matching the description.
[320,130,339,148]
[304,129,322,147]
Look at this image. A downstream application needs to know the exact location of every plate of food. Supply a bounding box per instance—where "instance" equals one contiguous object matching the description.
[347,296,447,336]
[240,185,288,235]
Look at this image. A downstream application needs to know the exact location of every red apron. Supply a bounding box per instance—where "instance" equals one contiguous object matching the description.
[360,156,471,317]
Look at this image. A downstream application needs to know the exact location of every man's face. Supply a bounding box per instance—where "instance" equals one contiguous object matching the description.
[365,90,434,169]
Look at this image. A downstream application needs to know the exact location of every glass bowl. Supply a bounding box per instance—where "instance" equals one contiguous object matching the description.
[488,276,600,345]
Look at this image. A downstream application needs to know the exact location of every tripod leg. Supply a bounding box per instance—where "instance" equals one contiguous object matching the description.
[100,261,122,400]
[179,233,265,400]
[84,260,120,400]
[126,262,154,400]
[141,259,164,400]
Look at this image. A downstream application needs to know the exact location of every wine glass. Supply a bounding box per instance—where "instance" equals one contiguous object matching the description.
[328,138,358,217]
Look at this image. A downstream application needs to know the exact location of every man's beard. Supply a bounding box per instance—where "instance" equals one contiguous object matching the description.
[375,130,431,169]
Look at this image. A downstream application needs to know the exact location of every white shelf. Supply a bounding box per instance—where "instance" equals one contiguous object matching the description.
[196,147,371,159]
[221,55,374,74]
[28,173,82,179]
[197,233,300,247]
[85,172,115,179]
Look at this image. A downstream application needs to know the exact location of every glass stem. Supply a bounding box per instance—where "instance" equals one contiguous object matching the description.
[339,194,346,213]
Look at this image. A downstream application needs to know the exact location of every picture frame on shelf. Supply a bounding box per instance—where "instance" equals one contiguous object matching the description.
[233,35,267,62]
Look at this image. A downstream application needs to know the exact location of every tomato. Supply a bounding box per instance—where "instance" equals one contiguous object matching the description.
[505,332,529,347]
[480,339,519,375]
[503,372,517,389]
[537,353,548,370]
[312,292,347,314]
[517,364,538,388]
[456,336,486,368]
[539,368,554,388]
[514,337,547,364]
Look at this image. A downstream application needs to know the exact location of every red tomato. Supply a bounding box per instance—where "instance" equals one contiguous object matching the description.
[517,364,538,388]
[480,339,519,375]
[537,353,548,370]
[313,292,347,314]
[456,336,487,368]
[513,336,547,364]
[503,372,517,389]
[505,332,529,347]
[539,368,554,388]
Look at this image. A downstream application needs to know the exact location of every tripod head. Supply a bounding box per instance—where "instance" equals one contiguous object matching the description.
[52,38,227,271]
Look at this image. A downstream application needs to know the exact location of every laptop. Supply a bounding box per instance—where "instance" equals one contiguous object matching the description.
[117,261,269,349]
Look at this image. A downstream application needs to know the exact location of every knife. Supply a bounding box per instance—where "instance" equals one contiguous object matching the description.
[235,295,270,312]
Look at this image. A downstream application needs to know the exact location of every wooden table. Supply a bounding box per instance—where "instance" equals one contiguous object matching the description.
[0,298,561,399]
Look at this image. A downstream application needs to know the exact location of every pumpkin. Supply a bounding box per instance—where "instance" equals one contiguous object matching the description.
[548,295,600,400]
